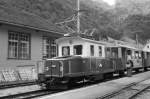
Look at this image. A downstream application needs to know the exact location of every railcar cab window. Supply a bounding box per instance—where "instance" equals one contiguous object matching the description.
[73,45,82,55]
[62,46,70,56]
[90,45,94,56]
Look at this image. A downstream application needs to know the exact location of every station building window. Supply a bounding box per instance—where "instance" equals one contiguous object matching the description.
[62,46,70,56]
[90,45,94,56]
[8,31,30,60]
[73,45,82,55]
[42,36,57,59]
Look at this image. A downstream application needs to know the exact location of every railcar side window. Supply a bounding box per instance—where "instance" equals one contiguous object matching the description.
[106,48,111,57]
[99,46,102,57]
[62,46,70,56]
[90,45,94,56]
[112,48,118,58]
[73,45,82,55]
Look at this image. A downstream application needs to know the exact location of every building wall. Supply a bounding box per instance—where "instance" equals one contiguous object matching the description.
[143,43,150,52]
[0,24,56,69]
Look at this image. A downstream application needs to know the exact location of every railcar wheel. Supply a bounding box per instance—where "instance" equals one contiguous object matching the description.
[104,73,113,79]
[66,78,75,89]
[144,67,148,71]
[119,70,125,77]
[45,83,51,89]
[135,69,139,73]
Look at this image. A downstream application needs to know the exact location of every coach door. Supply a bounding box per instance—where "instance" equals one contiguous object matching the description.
[118,47,127,68]
[111,47,119,71]
[147,52,150,67]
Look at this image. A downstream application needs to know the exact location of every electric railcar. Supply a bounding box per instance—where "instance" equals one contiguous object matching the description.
[37,34,150,89]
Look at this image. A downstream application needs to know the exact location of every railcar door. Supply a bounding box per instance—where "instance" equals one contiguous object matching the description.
[121,47,127,68]
[147,52,150,67]
[101,47,114,73]
[144,52,150,68]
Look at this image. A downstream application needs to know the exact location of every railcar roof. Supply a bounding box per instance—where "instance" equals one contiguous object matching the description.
[56,36,117,47]
[118,44,143,51]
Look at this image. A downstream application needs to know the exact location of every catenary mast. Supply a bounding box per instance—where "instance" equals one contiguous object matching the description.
[77,0,80,34]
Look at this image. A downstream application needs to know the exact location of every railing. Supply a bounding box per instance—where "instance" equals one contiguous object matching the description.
[0,65,37,84]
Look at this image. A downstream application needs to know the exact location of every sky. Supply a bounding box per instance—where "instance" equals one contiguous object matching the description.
[92,0,116,6]
[102,0,116,6]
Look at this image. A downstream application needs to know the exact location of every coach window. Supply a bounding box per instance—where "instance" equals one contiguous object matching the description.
[62,46,70,56]
[90,45,94,56]
[135,51,139,59]
[74,45,82,55]
[99,46,102,57]
[139,52,141,59]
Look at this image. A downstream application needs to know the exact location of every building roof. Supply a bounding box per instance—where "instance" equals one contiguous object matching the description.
[0,5,65,35]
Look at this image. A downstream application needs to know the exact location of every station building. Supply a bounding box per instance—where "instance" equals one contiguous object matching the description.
[0,5,64,82]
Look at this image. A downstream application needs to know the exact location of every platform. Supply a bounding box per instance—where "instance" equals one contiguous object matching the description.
[39,71,150,99]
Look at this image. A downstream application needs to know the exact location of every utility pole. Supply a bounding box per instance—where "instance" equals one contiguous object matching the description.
[77,0,80,34]
[136,33,139,48]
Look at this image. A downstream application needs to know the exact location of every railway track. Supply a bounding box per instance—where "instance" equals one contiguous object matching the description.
[128,85,150,99]
[98,78,150,99]
[0,81,37,89]
[0,89,59,99]
[0,71,146,99]
[0,74,122,99]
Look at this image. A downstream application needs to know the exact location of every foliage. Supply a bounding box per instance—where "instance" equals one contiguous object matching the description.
[1,0,150,42]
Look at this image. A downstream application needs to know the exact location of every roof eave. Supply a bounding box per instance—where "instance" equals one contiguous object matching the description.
[0,20,65,35]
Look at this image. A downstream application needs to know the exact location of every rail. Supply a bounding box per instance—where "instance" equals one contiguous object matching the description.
[98,77,150,99]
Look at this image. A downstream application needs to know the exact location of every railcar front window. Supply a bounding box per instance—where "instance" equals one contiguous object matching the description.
[74,45,82,55]
[62,46,70,56]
